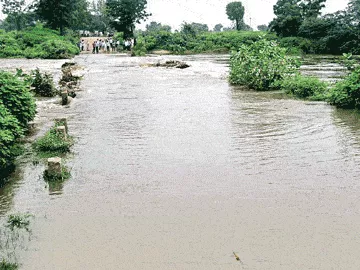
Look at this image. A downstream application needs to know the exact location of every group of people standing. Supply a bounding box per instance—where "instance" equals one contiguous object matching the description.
[91,38,119,54]
[78,37,137,54]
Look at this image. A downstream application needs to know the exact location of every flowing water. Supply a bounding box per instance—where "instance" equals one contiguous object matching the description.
[1,54,360,269]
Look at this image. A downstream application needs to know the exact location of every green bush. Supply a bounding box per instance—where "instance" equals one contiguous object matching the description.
[44,165,71,182]
[30,40,79,59]
[0,104,24,169]
[229,38,300,90]
[0,25,79,59]
[0,71,36,127]
[279,37,314,54]
[280,74,328,99]
[327,67,360,109]
[0,260,17,270]
[142,30,277,54]
[132,36,147,56]
[30,68,58,97]
[33,126,73,156]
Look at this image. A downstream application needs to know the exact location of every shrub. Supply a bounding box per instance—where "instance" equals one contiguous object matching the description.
[229,37,300,90]
[280,74,328,99]
[0,71,36,127]
[327,67,360,109]
[32,126,73,156]
[44,165,71,182]
[132,36,147,56]
[279,37,314,54]
[0,104,24,169]
[30,68,57,97]
[31,40,79,59]
[0,260,17,270]
[0,25,79,59]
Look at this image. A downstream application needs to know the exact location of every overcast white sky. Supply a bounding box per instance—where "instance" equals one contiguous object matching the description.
[1,0,349,30]
[141,0,349,30]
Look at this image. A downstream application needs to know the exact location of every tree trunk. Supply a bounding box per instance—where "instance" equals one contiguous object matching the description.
[60,25,65,36]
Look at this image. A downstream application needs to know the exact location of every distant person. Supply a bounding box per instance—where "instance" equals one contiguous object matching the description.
[96,39,100,54]
[92,41,96,54]
[106,39,110,52]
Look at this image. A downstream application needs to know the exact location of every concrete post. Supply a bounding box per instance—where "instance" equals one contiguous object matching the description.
[54,118,68,133]
[47,157,62,175]
[61,90,68,105]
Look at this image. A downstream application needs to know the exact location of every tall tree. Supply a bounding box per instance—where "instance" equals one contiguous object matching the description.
[226,2,245,31]
[33,0,76,35]
[269,0,326,37]
[106,0,150,38]
[300,0,326,18]
[89,0,109,32]
[0,0,26,31]
[146,21,171,33]
[213,23,223,32]
[257,24,268,31]
[69,0,91,31]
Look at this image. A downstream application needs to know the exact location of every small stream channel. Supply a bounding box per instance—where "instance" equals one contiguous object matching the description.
[0,54,359,269]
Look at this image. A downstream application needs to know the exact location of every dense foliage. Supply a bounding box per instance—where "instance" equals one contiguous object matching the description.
[0,104,24,169]
[0,26,79,59]
[279,74,328,99]
[30,68,57,97]
[269,0,360,54]
[33,0,88,35]
[106,0,150,38]
[0,71,35,172]
[0,71,36,127]
[229,38,300,90]
[327,67,360,109]
[141,30,276,54]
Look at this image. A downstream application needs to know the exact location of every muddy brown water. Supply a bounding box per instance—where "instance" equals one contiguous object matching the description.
[1,54,360,269]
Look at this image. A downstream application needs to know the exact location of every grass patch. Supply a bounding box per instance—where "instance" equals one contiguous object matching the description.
[0,260,17,270]
[279,74,328,99]
[32,125,73,158]
[43,165,71,182]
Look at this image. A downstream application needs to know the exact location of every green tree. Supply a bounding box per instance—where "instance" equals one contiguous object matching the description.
[180,22,197,36]
[226,2,245,31]
[33,0,76,35]
[69,0,91,31]
[146,21,171,33]
[257,24,268,31]
[269,0,326,37]
[300,0,326,18]
[89,0,110,32]
[0,0,27,31]
[213,23,223,32]
[106,0,150,38]
[189,22,209,33]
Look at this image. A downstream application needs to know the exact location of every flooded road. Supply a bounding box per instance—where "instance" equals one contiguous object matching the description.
[1,54,360,269]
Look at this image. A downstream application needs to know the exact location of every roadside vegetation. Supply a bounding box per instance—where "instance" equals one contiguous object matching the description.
[0,71,36,177]
[229,38,360,110]
[32,122,73,158]
[0,26,79,59]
